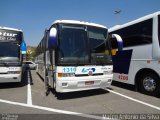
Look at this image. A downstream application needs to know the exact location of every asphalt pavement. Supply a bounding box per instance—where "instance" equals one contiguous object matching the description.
[0,70,160,120]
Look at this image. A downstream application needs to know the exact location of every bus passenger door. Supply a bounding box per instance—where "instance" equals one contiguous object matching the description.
[46,27,57,93]
[47,50,56,89]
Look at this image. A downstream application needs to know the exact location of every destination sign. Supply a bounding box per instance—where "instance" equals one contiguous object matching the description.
[0,29,23,42]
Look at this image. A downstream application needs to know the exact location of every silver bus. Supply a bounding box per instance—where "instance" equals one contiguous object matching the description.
[35,20,122,94]
[0,27,26,83]
[109,11,160,96]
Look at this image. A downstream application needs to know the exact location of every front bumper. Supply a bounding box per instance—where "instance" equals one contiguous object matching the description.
[0,74,21,83]
[56,74,113,93]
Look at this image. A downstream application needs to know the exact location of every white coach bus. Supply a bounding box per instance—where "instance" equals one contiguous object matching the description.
[0,27,26,83]
[35,20,122,94]
[109,11,160,96]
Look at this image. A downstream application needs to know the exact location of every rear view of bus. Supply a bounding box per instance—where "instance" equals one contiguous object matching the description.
[36,20,118,93]
[0,27,25,83]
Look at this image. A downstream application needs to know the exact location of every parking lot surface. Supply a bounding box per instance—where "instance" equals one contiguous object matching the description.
[0,70,160,120]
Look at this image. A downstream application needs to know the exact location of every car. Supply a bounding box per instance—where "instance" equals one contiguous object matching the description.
[23,61,37,70]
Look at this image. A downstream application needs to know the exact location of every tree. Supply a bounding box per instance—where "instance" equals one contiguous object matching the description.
[26,46,36,61]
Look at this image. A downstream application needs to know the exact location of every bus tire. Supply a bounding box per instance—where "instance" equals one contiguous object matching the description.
[139,73,160,96]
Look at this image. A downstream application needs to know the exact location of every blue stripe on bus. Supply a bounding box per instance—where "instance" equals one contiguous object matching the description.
[112,49,133,74]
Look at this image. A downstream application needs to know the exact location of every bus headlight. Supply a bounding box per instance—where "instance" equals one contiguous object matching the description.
[58,73,75,77]
[8,71,21,74]
[103,70,113,75]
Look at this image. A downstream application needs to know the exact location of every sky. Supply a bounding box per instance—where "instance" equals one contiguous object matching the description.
[0,0,159,46]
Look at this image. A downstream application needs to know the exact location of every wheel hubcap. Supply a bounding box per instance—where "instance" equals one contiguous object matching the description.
[143,77,156,92]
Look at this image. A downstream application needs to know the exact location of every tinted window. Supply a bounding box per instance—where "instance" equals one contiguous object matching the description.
[88,27,112,64]
[57,24,110,65]
[110,19,153,47]
[58,25,88,65]
[0,42,20,58]
[88,27,107,51]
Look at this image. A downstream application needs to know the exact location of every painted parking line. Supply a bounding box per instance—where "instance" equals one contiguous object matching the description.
[27,70,32,105]
[105,88,160,111]
[0,98,105,120]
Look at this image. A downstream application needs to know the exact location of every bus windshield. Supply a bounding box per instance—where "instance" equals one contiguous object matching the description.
[0,42,20,63]
[88,27,112,65]
[58,24,111,65]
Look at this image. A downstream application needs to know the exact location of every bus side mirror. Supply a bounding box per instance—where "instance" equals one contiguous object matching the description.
[111,34,123,51]
[20,41,27,54]
[110,34,123,56]
[48,27,57,49]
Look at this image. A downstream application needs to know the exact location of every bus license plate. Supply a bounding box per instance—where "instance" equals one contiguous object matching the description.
[85,81,94,85]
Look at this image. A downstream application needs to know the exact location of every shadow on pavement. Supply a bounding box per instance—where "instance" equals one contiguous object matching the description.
[50,88,109,100]
[111,80,135,91]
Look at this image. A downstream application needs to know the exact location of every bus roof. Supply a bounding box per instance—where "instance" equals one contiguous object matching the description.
[52,20,107,29]
[109,11,160,32]
[0,26,22,32]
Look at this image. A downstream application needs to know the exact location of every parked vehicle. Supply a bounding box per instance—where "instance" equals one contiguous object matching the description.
[109,11,160,96]
[35,20,122,94]
[0,26,26,83]
[23,61,37,70]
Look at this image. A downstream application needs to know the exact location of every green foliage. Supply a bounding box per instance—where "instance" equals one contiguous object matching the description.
[26,46,36,60]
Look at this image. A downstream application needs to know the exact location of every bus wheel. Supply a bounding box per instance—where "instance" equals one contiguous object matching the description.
[139,73,160,96]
